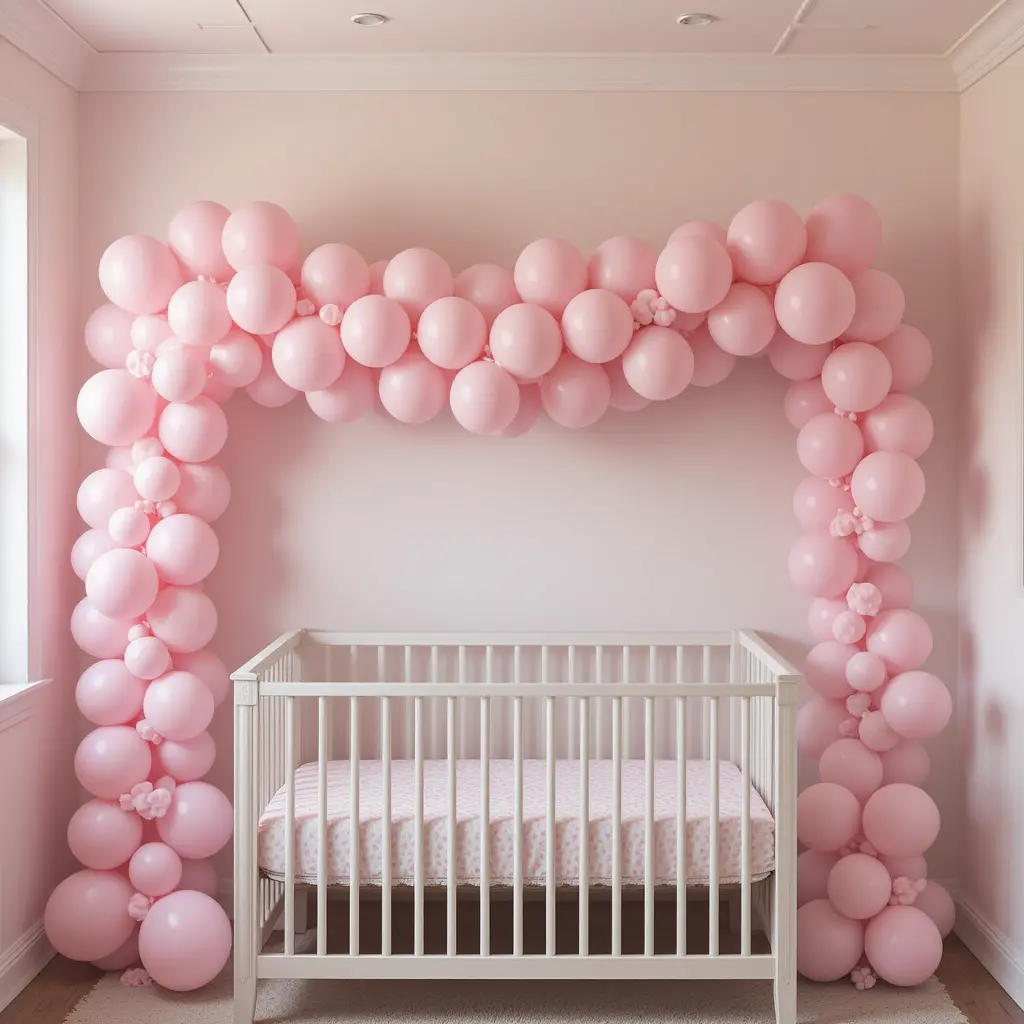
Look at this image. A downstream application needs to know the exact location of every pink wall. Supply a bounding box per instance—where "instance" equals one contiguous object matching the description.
[78,90,962,879]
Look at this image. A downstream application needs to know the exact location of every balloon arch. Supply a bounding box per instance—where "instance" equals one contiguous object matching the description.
[47,196,953,992]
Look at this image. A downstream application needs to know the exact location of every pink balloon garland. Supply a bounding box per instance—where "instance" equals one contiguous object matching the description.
[58,195,944,994]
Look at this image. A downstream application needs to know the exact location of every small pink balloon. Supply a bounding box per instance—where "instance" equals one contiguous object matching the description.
[727,199,807,285]
[860,710,902,752]
[450,360,520,434]
[489,303,563,381]
[706,282,776,357]
[174,462,231,522]
[499,382,543,437]
[655,235,733,314]
[880,671,951,740]
[794,476,855,530]
[168,201,233,281]
[668,220,728,248]
[340,294,412,368]
[417,296,488,370]
[45,870,136,962]
[167,280,232,348]
[99,235,183,316]
[158,397,229,463]
[797,899,865,983]
[880,739,931,787]
[687,323,736,387]
[861,394,934,459]
[134,456,181,503]
[222,201,300,273]
[788,531,858,598]
[178,858,218,897]
[306,361,377,423]
[587,236,657,303]
[867,609,933,673]
[384,248,455,326]
[130,843,183,899]
[272,316,345,392]
[808,598,848,642]
[832,609,866,644]
[144,670,214,742]
[75,725,152,799]
[775,263,856,346]
[513,238,587,318]
[797,782,861,852]
[225,264,296,335]
[245,358,298,408]
[876,324,933,393]
[151,344,208,403]
[153,731,217,783]
[783,377,833,429]
[209,330,263,388]
[156,781,233,860]
[821,342,892,413]
[797,413,864,479]
[605,356,650,411]
[139,890,232,992]
[147,586,218,654]
[858,520,912,563]
[72,529,117,580]
[301,243,370,310]
[852,451,926,523]
[846,651,887,692]
[78,370,159,447]
[125,635,171,680]
[805,641,857,700]
[865,905,942,987]
[92,931,140,972]
[85,304,136,369]
[828,853,893,921]
[174,649,231,707]
[804,194,883,277]
[453,263,520,328]
[797,698,849,758]
[819,738,883,804]
[71,598,138,660]
[131,314,174,353]
[561,289,635,364]
[862,783,940,858]
[541,353,611,429]
[622,325,695,401]
[798,849,839,907]
[767,328,830,381]
[378,348,448,424]
[76,659,146,726]
[146,514,219,586]
[844,269,906,344]
[78,468,138,530]
[86,548,160,620]
[915,881,955,939]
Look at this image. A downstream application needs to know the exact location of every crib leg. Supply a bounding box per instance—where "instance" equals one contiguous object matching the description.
[774,971,796,1024]
[234,966,258,1024]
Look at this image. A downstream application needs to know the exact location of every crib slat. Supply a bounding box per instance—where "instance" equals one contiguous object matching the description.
[545,695,556,957]
[349,696,360,956]
[480,696,490,957]
[595,645,604,759]
[381,695,392,956]
[741,694,751,956]
[644,695,654,957]
[404,645,413,757]
[579,696,590,957]
[702,645,712,760]
[317,696,328,957]
[284,697,296,956]
[431,646,440,758]
[622,647,631,761]
[676,688,687,957]
[709,694,719,957]
[513,695,524,957]
[413,696,424,957]
[447,696,457,957]
[611,695,622,957]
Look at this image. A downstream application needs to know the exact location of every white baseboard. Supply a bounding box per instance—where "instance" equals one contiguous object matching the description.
[0,920,54,1014]
[955,897,1024,1011]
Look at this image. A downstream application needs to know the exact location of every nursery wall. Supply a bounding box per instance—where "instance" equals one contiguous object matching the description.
[78,90,962,879]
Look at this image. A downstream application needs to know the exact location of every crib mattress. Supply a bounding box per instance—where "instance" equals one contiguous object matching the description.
[258,759,774,888]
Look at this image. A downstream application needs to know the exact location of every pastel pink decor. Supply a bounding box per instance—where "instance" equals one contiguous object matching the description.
[138,891,232,992]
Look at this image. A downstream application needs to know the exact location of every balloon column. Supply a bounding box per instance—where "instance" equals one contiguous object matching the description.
[53,195,948,992]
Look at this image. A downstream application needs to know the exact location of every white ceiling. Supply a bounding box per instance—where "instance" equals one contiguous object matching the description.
[39,0,1006,57]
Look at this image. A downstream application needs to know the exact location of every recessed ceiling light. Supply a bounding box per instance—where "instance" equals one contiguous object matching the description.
[351,12,388,26]
[677,13,717,26]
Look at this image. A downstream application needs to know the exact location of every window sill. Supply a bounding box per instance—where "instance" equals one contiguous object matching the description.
[0,678,51,729]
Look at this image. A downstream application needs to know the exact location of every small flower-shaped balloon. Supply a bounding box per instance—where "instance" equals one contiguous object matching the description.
[128,893,153,922]
[830,511,858,538]
[847,582,883,617]
[126,350,156,378]
[851,964,877,991]
[319,303,342,326]
[889,876,927,906]
[630,288,677,329]
[120,968,153,988]
[136,719,164,745]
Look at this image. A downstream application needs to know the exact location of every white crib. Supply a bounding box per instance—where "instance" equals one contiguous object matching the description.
[232,630,800,1024]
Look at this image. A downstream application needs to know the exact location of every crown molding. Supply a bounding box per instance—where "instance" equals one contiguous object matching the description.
[0,0,94,89]
[949,0,1024,92]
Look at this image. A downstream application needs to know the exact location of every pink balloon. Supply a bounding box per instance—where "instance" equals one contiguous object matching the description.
[655,235,733,314]
[541,353,611,429]
[131,314,174,353]
[85,304,136,369]
[884,855,928,881]
[384,248,455,325]
[793,476,854,530]
[146,514,219,586]
[340,294,412,368]
[727,200,807,285]
[821,342,892,413]
[68,799,144,870]
[134,455,181,502]
[876,324,933,393]
[587,236,657,303]
[797,698,849,758]
[807,598,848,642]
[832,609,866,645]
[862,783,940,858]
[378,348,448,424]
[78,370,158,447]
[797,899,865,983]
[561,289,634,363]
[880,740,930,787]
[775,263,856,346]
[453,263,520,328]
[225,264,296,335]
[168,201,233,281]
[858,520,912,563]
[368,259,387,295]
[788,531,858,598]
[622,325,695,401]
[178,858,218,898]
[797,782,861,852]
[668,220,727,248]
[846,651,887,692]
[272,316,345,392]
[867,609,933,673]
[72,528,117,580]
[174,462,231,522]
[865,906,942,986]
[767,328,830,381]
[819,738,883,804]
[76,659,146,726]
[783,378,833,429]
[130,843,182,899]
[222,201,300,273]
[880,671,951,740]
[245,357,298,408]
[167,280,231,348]
[78,468,138,529]
[174,649,231,707]
[151,344,208,403]
[148,586,218,654]
[92,930,140,972]
[860,710,902,752]
[797,413,864,479]
[489,303,563,381]
[139,890,232,992]
[125,635,172,681]
[75,725,152,799]
[159,397,229,463]
[450,360,520,434]
[915,881,955,939]
[687,323,736,387]
[71,598,137,659]
[851,451,926,523]
[209,330,263,388]
[805,641,857,700]
[828,853,893,921]
[861,394,933,459]
[499,382,543,437]
[706,282,776,357]
[153,731,217,783]
[605,356,650,411]
[156,781,233,860]
[306,361,377,423]
[417,296,488,370]
[301,243,370,310]
[99,235,183,316]
[513,238,587,318]
[45,870,136,962]
[844,269,906,344]
[798,849,838,907]
[85,548,159,620]
[804,194,883,277]
[107,507,149,548]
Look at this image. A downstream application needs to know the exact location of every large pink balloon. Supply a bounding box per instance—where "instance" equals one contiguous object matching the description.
[706,282,776,356]
[85,304,136,369]
[76,659,146,726]
[272,316,345,392]
[99,235,183,315]
[91,930,140,972]
[146,514,219,586]
[489,303,563,381]
[450,360,520,434]
[775,263,856,346]
[880,671,951,740]
[867,609,933,673]
[862,783,940,858]
[209,330,263,388]
[45,870,136,962]
[77,468,138,529]
[655,235,733,314]
[72,529,117,581]
[125,635,171,680]
[621,326,695,401]
[726,199,806,285]
[587,236,657,303]
[513,238,587,318]
[793,476,854,530]
[67,799,144,870]
[71,598,137,659]
[78,370,158,447]
[146,587,217,654]
[844,269,906,344]
[541,354,611,428]
[876,324,933,393]
[130,843,183,899]
[821,342,892,413]
[384,248,455,325]
[783,378,833,429]
[153,730,217,783]
[796,698,849,758]
[85,548,159,620]
[605,356,650,411]
[687,323,736,387]
[75,725,152,799]
[151,344,208,403]
[499,382,543,437]
[880,739,931,786]
[379,348,448,424]
[167,280,232,348]
[306,361,377,423]
[828,853,893,921]
[417,296,487,370]
[174,462,231,522]
[864,906,942,987]
[797,782,861,852]
[156,781,233,859]
[168,201,233,281]
[222,201,300,273]
[797,849,838,907]
[225,264,296,335]
[805,641,857,700]
[139,890,232,992]
[767,328,830,381]
[862,394,933,459]
[175,649,231,707]
[340,294,411,368]
[245,358,298,408]
[788,531,858,598]
[797,413,864,480]
[858,520,912,563]
[453,263,520,328]
[159,397,229,464]
[301,243,370,310]
[804,194,883,277]
[862,561,914,610]
[851,451,926,523]
[561,289,634,364]
[819,738,883,804]
[797,899,865,982]
[915,881,955,939]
